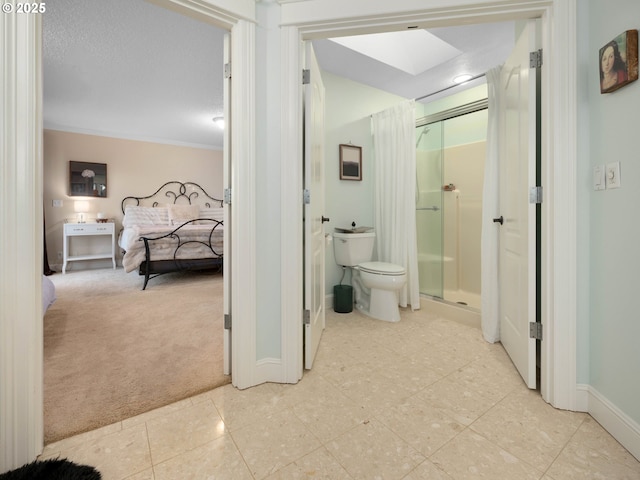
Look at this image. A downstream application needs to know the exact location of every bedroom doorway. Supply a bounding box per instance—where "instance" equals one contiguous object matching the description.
[40,0,234,443]
[4,0,260,468]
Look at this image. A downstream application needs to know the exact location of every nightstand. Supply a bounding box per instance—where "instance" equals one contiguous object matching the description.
[62,222,116,274]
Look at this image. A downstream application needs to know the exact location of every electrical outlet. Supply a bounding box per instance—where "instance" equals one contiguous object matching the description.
[606,162,621,189]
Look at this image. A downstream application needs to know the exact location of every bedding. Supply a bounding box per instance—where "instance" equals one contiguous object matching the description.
[43,275,56,312]
[120,220,223,273]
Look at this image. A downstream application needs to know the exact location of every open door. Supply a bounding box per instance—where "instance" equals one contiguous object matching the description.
[222,34,231,375]
[303,42,326,369]
[497,20,540,389]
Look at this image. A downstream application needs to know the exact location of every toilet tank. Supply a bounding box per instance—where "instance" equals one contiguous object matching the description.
[333,231,375,266]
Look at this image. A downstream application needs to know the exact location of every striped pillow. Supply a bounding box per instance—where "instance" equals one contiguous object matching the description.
[123,206,169,227]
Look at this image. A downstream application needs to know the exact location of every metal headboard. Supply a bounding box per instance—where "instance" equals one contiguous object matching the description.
[121,181,223,214]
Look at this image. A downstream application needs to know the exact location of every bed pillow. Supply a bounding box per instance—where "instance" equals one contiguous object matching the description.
[123,206,169,227]
[199,207,224,222]
[167,204,200,225]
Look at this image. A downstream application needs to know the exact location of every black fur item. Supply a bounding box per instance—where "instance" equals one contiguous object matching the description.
[0,458,101,479]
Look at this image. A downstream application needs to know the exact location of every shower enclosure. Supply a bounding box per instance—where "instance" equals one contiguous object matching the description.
[415,104,487,310]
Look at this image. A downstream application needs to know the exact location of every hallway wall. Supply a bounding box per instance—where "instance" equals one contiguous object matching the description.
[583,0,640,429]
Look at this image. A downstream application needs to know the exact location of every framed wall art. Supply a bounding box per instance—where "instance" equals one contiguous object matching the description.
[599,29,638,94]
[339,144,362,181]
[69,161,108,197]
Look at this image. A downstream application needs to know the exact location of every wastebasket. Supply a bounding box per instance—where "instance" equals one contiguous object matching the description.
[333,284,353,313]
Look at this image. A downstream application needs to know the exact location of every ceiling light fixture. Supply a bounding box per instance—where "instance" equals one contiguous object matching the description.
[453,74,473,84]
[212,116,224,129]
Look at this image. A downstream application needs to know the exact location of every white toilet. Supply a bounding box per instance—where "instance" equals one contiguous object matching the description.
[333,231,406,322]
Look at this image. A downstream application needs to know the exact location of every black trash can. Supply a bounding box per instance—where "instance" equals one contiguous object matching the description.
[333,284,353,313]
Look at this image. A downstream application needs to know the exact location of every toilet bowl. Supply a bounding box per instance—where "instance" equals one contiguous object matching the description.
[333,231,406,322]
[354,261,406,322]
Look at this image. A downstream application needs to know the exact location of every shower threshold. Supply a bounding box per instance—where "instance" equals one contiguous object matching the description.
[420,294,480,329]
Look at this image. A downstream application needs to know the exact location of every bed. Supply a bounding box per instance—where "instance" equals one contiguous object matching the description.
[43,275,56,312]
[119,181,224,290]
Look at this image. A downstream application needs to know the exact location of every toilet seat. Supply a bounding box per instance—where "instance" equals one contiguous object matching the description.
[359,261,405,276]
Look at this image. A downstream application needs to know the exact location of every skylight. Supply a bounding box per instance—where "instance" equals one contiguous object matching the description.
[328,29,462,76]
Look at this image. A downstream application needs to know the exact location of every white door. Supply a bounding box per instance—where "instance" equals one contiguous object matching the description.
[222,34,231,375]
[303,42,326,369]
[498,20,539,389]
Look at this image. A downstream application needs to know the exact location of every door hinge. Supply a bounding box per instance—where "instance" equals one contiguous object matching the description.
[224,62,231,79]
[530,49,543,69]
[303,189,311,204]
[529,322,542,340]
[303,309,311,325]
[302,69,310,85]
[224,313,232,329]
[224,188,232,205]
[529,186,543,204]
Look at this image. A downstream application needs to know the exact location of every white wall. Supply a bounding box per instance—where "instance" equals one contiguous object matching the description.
[322,71,408,294]
[584,0,640,426]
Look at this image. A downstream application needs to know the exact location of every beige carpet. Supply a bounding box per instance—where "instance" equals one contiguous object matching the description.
[43,267,229,444]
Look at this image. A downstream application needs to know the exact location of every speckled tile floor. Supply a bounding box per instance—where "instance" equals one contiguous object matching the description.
[40,307,640,479]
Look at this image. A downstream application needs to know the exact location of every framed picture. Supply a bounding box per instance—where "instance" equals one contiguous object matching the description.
[599,30,638,94]
[339,144,362,181]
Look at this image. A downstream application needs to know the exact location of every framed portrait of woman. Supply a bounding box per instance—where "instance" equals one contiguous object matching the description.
[599,30,638,94]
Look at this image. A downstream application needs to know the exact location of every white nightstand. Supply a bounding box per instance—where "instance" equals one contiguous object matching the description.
[63,222,116,274]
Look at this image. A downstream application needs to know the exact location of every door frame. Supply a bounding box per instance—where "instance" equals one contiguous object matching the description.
[280,0,579,411]
[0,0,256,470]
[135,3,258,388]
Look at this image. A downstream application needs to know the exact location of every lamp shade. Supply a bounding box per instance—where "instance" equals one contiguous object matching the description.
[74,201,89,213]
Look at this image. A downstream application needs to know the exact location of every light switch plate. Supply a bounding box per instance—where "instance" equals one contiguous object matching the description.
[52,199,63,207]
[593,165,605,191]
[606,162,621,189]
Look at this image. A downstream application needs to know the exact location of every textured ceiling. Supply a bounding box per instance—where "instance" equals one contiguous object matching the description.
[43,1,514,150]
[43,0,226,149]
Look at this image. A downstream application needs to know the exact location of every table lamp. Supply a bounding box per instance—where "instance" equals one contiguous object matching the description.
[74,200,89,223]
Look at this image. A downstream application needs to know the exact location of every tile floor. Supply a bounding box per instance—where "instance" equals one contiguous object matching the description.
[40,306,640,479]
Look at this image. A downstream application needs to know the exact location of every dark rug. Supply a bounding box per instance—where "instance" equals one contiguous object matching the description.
[0,459,101,480]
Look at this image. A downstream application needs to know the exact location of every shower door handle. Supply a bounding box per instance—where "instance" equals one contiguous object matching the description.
[493,216,504,225]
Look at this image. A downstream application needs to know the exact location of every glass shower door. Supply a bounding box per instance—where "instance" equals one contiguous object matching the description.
[415,121,443,298]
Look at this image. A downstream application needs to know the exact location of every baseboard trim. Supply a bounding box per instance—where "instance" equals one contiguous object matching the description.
[575,383,589,412]
[579,384,640,461]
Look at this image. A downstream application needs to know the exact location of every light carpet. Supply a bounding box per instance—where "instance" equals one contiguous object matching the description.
[43,267,229,444]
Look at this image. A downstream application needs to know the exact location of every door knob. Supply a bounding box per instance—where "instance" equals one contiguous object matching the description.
[493,216,504,225]
[321,216,330,223]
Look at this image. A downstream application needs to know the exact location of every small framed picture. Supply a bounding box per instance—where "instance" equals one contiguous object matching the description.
[339,144,362,181]
[599,30,638,94]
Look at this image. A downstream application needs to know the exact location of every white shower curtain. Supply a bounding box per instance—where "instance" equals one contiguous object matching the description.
[372,100,420,311]
[481,66,502,343]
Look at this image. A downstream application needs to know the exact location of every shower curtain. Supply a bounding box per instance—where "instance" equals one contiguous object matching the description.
[372,100,420,311]
[481,66,502,343]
